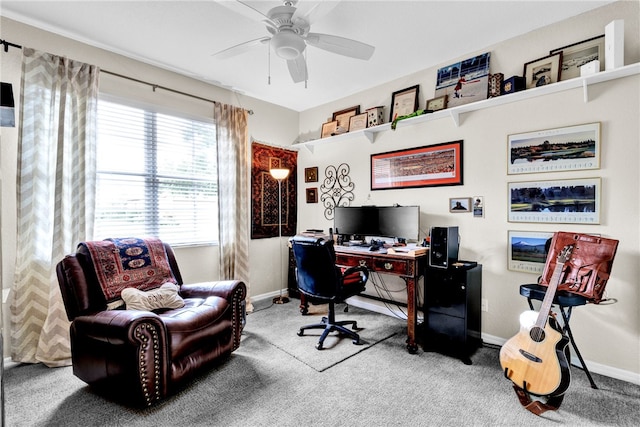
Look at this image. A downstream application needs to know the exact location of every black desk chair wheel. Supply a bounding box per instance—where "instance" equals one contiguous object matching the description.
[520,283,597,389]
[290,235,369,350]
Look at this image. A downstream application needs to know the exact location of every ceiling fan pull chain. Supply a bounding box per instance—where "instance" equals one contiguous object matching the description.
[268,42,271,85]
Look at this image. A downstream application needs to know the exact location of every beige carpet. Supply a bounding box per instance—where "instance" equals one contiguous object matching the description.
[245,300,405,372]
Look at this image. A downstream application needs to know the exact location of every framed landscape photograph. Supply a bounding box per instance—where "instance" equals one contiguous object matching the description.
[435,52,490,108]
[507,230,554,273]
[370,140,463,190]
[390,85,419,122]
[508,177,601,224]
[508,122,601,174]
[523,53,562,89]
[551,35,605,81]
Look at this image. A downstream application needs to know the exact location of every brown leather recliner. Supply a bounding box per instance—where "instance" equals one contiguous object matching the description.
[56,240,246,406]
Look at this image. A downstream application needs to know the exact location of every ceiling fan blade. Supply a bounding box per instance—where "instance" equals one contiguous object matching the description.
[287,56,308,83]
[215,0,277,30]
[292,0,341,25]
[305,33,375,60]
[213,37,270,59]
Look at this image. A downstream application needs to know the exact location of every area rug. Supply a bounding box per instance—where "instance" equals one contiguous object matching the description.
[244,300,405,372]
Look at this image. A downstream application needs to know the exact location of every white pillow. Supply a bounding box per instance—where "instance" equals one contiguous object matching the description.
[121,283,185,311]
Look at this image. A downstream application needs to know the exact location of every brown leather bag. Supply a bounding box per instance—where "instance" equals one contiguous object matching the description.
[540,232,619,303]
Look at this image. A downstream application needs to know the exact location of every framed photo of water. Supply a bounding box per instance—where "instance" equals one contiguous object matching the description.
[508,178,601,224]
[507,122,600,175]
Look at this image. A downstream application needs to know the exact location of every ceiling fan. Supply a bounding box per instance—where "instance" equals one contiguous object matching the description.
[213,0,375,83]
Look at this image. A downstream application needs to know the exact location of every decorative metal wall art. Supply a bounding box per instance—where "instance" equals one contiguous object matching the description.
[320,163,355,220]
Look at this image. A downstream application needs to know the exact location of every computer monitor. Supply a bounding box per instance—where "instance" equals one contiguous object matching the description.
[333,205,420,241]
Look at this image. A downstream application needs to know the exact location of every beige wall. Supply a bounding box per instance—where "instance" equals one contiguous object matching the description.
[1,1,639,384]
[297,1,639,382]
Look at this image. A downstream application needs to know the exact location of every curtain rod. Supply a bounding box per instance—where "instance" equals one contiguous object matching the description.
[0,38,254,115]
[101,69,254,115]
[0,39,22,52]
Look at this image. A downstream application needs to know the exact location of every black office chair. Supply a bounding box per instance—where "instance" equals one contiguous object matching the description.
[290,235,369,350]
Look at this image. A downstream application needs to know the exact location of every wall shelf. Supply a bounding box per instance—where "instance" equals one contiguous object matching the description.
[296,63,640,153]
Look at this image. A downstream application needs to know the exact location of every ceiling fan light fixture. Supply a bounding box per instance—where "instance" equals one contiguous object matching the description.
[271,31,305,60]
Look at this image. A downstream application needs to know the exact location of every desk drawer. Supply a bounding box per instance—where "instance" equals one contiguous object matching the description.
[335,254,371,268]
[371,258,409,275]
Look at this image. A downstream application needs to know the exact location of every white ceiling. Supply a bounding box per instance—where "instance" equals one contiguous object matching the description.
[1,1,614,112]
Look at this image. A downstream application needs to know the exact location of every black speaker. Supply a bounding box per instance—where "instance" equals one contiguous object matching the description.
[429,226,459,268]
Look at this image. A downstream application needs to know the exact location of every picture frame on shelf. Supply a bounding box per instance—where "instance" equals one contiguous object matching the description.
[523,53,563,89]
[306,188,318,203]
[332,106,360,132]
[449,197,471,213]
[426,95,447,112]
[508,122,601,175]
[508,177,600,224]
[321,120,338,138]
[551,34,605,81]
[507,230,554,273]
[371,140,463,190]
[390,85,419,122]
[304,166,318,183]
[435,52,491,108]
[348,112,368,132]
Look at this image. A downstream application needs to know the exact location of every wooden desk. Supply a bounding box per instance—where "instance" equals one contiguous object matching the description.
[334,246,427,353]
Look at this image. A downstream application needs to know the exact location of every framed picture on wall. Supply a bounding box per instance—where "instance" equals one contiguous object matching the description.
[508,122,601,175]
[371,140,463,190]
[449,197,471,212]
[507,230,554,273]
[304,166,318,183]
[508,177,600,224]
[306,188,318,203]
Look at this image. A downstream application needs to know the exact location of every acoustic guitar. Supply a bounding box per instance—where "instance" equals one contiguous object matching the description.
[500,245,573,397]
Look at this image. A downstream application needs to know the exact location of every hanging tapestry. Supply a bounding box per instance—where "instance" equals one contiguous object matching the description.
[251,142,298,239]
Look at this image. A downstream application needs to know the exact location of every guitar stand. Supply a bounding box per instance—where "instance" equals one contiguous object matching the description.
[521,284,598,390]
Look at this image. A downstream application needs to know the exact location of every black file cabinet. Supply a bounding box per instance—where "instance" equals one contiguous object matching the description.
[422,263,482,364]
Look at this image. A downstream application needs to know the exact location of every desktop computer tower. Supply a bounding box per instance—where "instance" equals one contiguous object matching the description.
[429,226,459,269]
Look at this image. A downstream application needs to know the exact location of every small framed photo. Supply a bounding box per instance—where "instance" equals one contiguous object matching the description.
[472,196,484,218]
[508,230,554,273]
[321,120,338,138]
[306,188,318,203]
[426,95,447,112]
[551,35,605,81]
[523,53,562,89]
[449,197,471,213]
[332,106,360,132]
[390,85,419,122]
[304,167,318,183]
[349,112,368,132]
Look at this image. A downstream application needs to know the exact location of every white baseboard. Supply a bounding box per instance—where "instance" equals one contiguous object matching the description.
[251,292,640,386]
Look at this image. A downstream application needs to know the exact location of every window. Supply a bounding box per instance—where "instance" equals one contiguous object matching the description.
[94,98,218,245]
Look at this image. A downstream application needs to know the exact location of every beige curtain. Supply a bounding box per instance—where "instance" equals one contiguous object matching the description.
[11,48,99,366]
[215,103,252,311]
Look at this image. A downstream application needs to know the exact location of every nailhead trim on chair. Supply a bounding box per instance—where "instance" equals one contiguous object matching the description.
[135,323,161,406]
[232,288,242,351]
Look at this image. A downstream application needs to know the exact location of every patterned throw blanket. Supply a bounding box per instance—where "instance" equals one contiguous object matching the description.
[80,237,177,303]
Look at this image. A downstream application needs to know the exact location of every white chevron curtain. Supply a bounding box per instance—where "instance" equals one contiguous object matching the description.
[11,48,99,366]
[215,103,253,312]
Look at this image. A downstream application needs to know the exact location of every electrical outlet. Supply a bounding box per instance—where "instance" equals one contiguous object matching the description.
[481,298,488,312]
